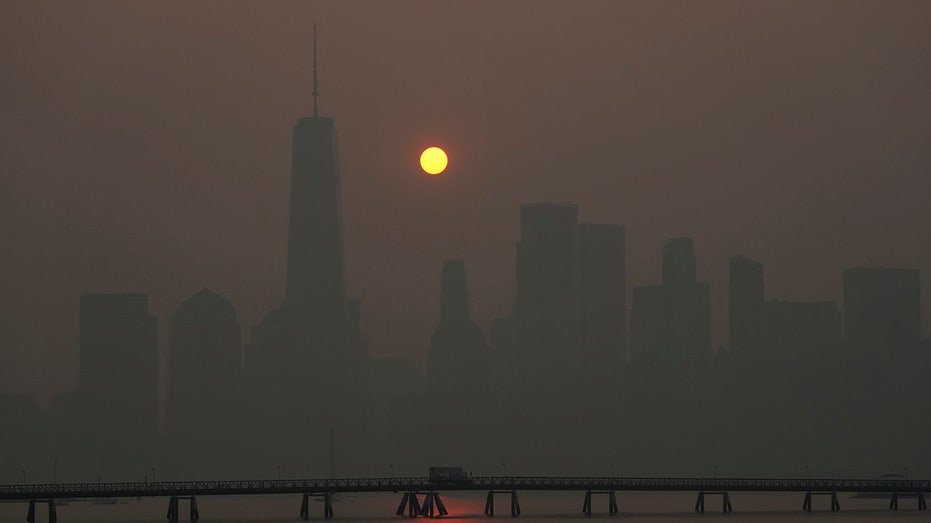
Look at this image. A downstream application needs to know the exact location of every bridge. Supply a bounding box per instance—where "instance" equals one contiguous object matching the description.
[2,476,928,521]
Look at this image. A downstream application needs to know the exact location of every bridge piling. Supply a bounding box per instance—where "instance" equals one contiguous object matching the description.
[695,491,730,513]
[408,492,422,518]
[396,493,411,516]
[890,492,898,511]
[582,490,617,515]
[190,496,199,521]
[27,499,36,523]
[301,493,310,520]
[49,498,57,523]
[919,491,927,510]
[422,492,436,518]
[167,496,179,521]
[830,492,840,512]
[324,492,334,518]
[434,492,449,516]
[484,490,520,517]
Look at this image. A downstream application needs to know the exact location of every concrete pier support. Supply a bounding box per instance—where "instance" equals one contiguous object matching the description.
[324,492,334,519]
[420,492,449,518]
[396,492,421,517]
[167,495,199,521]
[889,492,928,511]
[301,493,310,520]
[694,491,731,513]
[435,493,448,516]
[803,491,839,512]
[582,490,618,515]
[167,496,179,521]
[24,500,59,523]
[422,493,435,518]
[396,493,411,516]
[484,490,520,517]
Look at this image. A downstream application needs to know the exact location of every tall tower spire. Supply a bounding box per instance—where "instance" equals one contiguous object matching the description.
[312,23,319,118]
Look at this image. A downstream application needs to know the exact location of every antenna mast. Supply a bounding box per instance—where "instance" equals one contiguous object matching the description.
[312,24,319,117]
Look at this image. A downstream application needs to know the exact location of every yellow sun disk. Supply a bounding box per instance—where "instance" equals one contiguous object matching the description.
[420,147,448,175]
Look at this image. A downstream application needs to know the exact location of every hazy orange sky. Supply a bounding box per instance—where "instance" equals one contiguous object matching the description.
[2,1,930,402]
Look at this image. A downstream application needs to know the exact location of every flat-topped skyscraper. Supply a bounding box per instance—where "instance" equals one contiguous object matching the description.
[284,26,347,350]
[243,29,373,476]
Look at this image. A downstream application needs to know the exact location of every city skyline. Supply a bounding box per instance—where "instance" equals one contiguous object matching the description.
[3,1,931,408]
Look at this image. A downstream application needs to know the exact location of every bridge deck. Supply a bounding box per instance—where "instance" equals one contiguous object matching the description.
[1,477,928,501]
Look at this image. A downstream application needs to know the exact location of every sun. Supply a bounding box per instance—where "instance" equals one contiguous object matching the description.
[419,146,448,175]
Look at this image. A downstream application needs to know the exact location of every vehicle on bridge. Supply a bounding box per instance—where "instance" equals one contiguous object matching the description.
[429,467,472,485]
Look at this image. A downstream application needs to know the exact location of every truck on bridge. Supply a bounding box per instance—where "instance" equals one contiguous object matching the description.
[429,467,472,485]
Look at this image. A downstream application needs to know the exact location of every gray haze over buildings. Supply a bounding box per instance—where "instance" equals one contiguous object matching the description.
[2,1,931,482]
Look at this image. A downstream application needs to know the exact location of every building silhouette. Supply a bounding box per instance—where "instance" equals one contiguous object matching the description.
[629,284,665,366]
[728,255,764,356]
[513,202,581,390]
[77,292,158,476]
[663,238,710,366]
[629,238,710,369]
[843,267,921,355]
[427,260,490,397]
[166,289,242,476]
[578,223,627,375]
[760,299,840,355]
[284,58,348,353]
[243,29,372,476]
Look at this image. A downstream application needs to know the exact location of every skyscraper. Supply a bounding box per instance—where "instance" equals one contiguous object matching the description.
[844,267,921,355]
[629,284,665,366]
[629,238,710,369]
[284,26,348,353]
[513,202,580,388]
[729,255,764,356]
[760,299,840,355]
[662,238,710,366]
[78,292,158,477]
[427,259,489,397]
[244,29,371,475]
[166,289,242,475]
[579,223,627,371]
